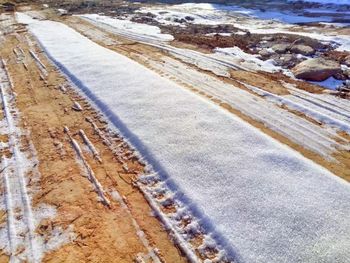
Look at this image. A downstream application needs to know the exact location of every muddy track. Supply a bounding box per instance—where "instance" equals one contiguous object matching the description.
[1,55,45,262]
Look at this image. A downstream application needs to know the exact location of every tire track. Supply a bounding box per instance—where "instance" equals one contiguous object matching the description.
[0,59,40,262]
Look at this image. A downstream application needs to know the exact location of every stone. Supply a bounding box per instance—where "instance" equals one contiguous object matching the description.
[258,49,272,58]
[292,58,341,81]
[343,69,350,79]
[271,43,290,54]
[290,44,315,56]
[343,55,350,67]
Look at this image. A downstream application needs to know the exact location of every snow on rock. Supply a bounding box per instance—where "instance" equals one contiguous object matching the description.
[57,9,68,15]
[233,20,350,53]
[17,13,350,263]
[140,3,338,25]
[213,46,294,76]
[79,14,174,42]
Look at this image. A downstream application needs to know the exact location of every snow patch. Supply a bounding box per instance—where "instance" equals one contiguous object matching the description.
[213,46,294,77]
[310,76,344,90]
[79,14,173,42]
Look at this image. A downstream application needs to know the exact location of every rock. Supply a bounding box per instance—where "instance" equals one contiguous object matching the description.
[333,71,347,81]
[280,54,294,62]
[346,80,350,88]
[290,38,305,46]
[173,18,186,24]
[292,58,341,81]
[72,101,83,111]
[277,54,298,68]
[262,36,274,41]
[343,68,350,79]
[185,16,194,21]
[271,44,290,54]
[290,44,315,56]
[344,55,350,67]
[144,12,156,18]
[273,53,302,69]
[258,49,273,58]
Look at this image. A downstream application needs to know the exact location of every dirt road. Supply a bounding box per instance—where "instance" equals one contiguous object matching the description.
[1,2,350,262]
[0,12,187,263]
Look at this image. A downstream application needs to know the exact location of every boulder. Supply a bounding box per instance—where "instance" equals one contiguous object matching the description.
[271,44,290,54]
[277,54,298,68]
[292,58,341,81]
[290,44,315,56]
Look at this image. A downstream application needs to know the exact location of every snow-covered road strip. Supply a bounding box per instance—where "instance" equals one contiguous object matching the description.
[17,13,350,263]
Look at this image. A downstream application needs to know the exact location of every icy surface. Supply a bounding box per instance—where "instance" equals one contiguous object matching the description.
[18,13,350,263]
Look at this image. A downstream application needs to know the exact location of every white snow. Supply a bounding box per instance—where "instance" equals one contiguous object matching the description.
[243,82,350,134]
[232,19,350,52]
[75,14,249,77]
[18,13,350,263]
[79,14,173,42]
[57,9,67,14]
[310,76,344,90]
[213,47,285,74]
[147,56,347,159]
[139,2,346,26]
[139,3,350,52]
[71,10,350,189]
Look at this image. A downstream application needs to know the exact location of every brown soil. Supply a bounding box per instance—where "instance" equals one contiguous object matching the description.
[0,250,9,263]
[168,29,328,55]
[230,70,290,95]
[0,17,187,262]
[323,50,350,63]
